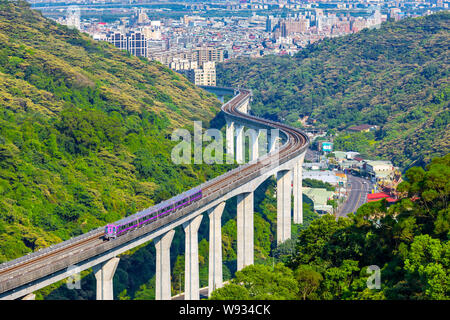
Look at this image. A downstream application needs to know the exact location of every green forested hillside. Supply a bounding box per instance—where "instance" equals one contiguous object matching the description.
[218,12,450,168]
[0,0,224,262]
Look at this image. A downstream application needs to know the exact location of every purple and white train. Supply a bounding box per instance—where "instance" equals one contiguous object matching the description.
[104,188,202,240]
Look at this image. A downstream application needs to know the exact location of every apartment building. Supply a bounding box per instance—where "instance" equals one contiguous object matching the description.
[195,46,224,67]
[149,46,223,68]
[179,61,216,86]
[105,31,148,57]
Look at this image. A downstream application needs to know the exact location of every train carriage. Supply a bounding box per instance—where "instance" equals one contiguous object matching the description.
[104,188,202,240]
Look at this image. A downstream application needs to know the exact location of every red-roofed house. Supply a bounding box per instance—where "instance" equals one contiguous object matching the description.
[367,192,390,202]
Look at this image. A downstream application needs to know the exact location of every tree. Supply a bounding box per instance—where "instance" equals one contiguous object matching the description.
[403,235,450,299]
[209,283,250,300]
[210,264,298,300]
[118,289,131,300]
[287,214,353,268]
[54,201,84,222]
[321,260,360,299]
[294,265,323,300]
[272,238,297,264]
[172,255,185,295]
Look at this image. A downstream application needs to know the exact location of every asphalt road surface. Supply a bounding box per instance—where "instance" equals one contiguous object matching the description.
[338,174,372,217]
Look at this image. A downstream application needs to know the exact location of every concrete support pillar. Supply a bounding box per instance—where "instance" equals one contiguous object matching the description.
[293,153,306,224]
[183,214,203,300]
[239,100,249,114]
[93,257,120,300]
[249,129,261,161]
[268,129,280,153]
[258,129,268,158]
[226,119,234,161]
[22,293,35,300]
[208,202,225,297]
[277,170,292,245]
[154,229,175,300]
[237,192,254,271]
[235,125,245,164]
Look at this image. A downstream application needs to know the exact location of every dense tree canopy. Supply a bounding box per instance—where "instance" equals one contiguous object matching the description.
[210,264,299,300]
[210,154,450,300]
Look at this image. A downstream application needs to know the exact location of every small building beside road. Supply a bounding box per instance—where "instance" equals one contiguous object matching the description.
[303,187,334,214]
[303,170,347,188]
[303,162,328,170]
[303,171,338,185]
[345,151,360,160]
[367,192,397,204]
[363,160,396,183]
[333,151,347,162]
[335,172,347,188]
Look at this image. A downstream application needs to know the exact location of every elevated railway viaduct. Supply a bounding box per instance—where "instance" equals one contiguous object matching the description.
[0,87,309,300]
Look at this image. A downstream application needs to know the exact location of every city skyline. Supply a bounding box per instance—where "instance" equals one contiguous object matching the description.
[38,0,449,86]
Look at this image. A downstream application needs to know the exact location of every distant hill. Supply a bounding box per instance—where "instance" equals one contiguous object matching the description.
[218,12,449,168]
[0,0,223,262]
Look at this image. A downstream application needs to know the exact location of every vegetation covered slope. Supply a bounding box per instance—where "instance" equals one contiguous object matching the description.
[0,0,224,262]
[218,13,449,168]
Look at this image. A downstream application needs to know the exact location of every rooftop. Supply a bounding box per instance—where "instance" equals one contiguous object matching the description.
[347,124,378,131]
[303,187,335,206]
[367,192,390,201]
[303,171,339,185]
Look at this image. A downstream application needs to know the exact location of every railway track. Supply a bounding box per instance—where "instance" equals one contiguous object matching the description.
[203,89,306,196]
[0,233,104,280]
[0,88,308,296]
